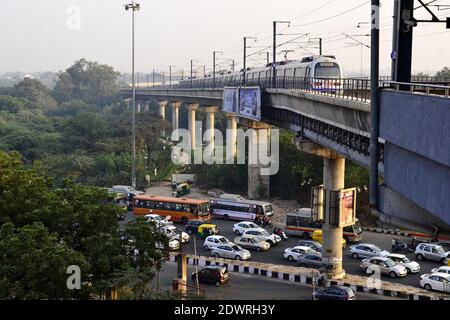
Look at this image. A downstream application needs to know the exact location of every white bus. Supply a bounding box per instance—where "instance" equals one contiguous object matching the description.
[284,208,363,243]
[209,197,274,223]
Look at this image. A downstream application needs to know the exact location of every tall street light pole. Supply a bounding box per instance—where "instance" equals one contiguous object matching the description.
[273,21,290,87]
[213,51,223,88]
[124,1,140,189]
[243,36,257,85]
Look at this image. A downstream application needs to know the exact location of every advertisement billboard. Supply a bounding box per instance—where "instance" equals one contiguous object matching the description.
[222,87,239,114]
[238,87,261,121]
[339,188,357,228]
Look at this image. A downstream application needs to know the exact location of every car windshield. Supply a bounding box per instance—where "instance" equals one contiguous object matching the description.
[152,216,162,221]
[219,237,229,244]
[435,246,446,253]
[249,223,258,228]
[371,245,382,252]
[401,257,411,263]
[254,236,264,243]
[385,259,396,267]
[231,245,241,251]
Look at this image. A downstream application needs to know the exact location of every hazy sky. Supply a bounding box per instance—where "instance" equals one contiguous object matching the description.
[1,0,449,75]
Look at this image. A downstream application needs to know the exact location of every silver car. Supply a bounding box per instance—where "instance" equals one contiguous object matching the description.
[360,257,408,278]
[415,243,448,263]
[210,244,251,261]
[297,254,323,268]
[296,240,323,253]
[349,243,389,259]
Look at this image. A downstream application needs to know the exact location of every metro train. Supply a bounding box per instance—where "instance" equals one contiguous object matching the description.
[179,55,344,92]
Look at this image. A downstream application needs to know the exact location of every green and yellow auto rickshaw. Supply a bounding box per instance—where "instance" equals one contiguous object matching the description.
[175,183,190,197]
[197,224,220,239]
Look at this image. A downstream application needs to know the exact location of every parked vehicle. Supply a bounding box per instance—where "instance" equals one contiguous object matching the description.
[233,221,260,235]
[313,286,356,300]
[185,220,205,235]
[243,229,282,246]
[203,235,231,250]
[349,243,390,259]
[297,254,323,268]
[360,257,408,278]
[191,266,230,287]
[210,244,251,261]
[296,240,323,253]
[431,266,450,275]
[420,273,450,293]
[234,235,270,252]
[415,243,448,263]
[312,230,346,248]
[386,253,421,274]
[197,224,220,240]
[284,246,319,262]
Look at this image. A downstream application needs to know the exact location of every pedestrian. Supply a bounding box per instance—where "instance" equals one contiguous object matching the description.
[391,237,396,251]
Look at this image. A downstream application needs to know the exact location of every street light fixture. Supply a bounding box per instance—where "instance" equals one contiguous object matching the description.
[124,1,140,189]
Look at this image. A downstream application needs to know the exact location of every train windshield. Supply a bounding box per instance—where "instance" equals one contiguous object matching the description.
[314,62,341,78]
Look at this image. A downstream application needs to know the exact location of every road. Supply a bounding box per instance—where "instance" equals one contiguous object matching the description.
[123,210,446,291]
[153,262,403,300]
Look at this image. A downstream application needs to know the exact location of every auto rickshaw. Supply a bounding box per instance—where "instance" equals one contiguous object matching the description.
[174,183,190,197]
[197,224,220,239]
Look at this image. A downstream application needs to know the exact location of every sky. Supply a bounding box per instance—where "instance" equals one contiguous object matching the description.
[1,0,449,76]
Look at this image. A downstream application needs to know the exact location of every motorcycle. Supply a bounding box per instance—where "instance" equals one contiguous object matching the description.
[274,228,288,241]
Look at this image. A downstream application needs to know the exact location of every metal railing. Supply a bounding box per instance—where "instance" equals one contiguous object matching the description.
[380,81,450,98]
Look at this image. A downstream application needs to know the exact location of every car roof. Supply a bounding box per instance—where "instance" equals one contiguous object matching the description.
[387,253,406,258]
[429,272,450,279]
[421,243,443,247]
[357,243,378,248]
[206,235,225,239]
[368,256,390,261]
[435,266,450,271]
[236,221,258,225]
[292,246,313,251]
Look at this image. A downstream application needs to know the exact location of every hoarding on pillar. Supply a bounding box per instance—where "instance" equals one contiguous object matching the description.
[338,187,357,228]
[222,87,239,114]
[238,87,261,121]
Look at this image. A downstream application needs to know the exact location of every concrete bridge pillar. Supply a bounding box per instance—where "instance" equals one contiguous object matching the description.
[188,104,199,150]
[144,102,150,112]
[247,123,271,200]
[171,101,181,140]
[204,106,219,154]
[137,101,142,114]
[321,156,346,280]
[158,100,168,136]
[226,113,238,161]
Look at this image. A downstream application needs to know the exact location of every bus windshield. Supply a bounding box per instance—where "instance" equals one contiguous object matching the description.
[264,205,274,216]
[314,62,341,78]
[198,203,210,216]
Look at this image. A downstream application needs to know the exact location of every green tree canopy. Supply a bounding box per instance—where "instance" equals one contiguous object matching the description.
[52,59,119,106]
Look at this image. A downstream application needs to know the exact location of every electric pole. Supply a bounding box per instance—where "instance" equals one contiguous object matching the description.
[213,51,223,88]
[273,21,290,87]
[243,36,257,85]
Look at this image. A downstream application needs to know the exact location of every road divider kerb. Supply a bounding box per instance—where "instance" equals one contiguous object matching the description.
[362,227,412,237]
[168,253,449,300]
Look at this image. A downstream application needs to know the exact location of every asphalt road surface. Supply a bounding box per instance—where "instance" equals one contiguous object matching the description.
[153,262,404,300]
[123,211,448,291]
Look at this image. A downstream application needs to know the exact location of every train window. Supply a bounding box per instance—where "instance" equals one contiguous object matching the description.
[314,63,340,78]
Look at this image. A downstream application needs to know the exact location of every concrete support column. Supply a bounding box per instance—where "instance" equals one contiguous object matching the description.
[188,104,199,150]
[175,253,187,298]
[226,113,238,160]
[204,106,219,153]
[247,124,271,200]
[171,101,181,141]
[137,101,142,114]
[144,102,149,112]
[322,156,346,279]
[158,100,168,136]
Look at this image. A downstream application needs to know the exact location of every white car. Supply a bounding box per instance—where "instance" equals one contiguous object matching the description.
[349,243,390,259]
[155,239,180,251]
[210,244,251,261]
[420,273,450,293]
[110,185,144,195]
[161,225,190,244]
[233,221,260,235]
[284,246,319,262]
[431,266,450,275]
[145,214,173,227]
[386,253,421,274]
[204,235,232,251]
[243,229,281,246]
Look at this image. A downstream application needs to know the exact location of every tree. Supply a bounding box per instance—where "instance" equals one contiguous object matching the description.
[0,222,88,299]
[13,78,57,112]
[0,95,30,113]
[63,112,108,151]
[52,59,119,106]
[436,67,450,78]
